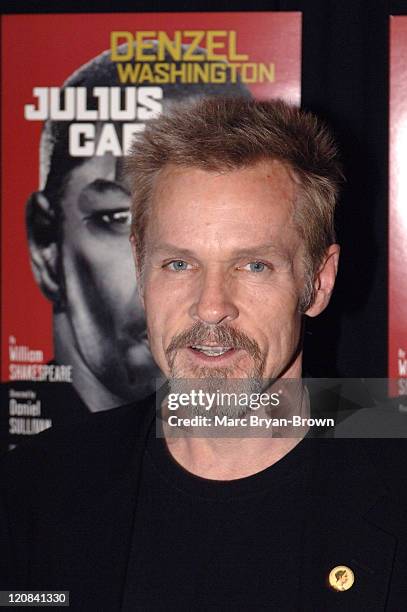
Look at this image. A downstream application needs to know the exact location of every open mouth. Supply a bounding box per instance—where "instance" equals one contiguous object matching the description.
[188,345,237,360]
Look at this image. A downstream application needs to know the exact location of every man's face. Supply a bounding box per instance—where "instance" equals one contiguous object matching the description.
[140,160,308,385]
[58,154,159,400]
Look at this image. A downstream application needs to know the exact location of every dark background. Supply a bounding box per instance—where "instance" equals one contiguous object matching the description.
[2,0,406,378]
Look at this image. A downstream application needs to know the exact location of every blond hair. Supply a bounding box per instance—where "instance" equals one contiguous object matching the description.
[126,97,343,310]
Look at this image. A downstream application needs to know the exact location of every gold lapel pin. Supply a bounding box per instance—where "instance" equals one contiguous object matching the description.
[328,565,355,591]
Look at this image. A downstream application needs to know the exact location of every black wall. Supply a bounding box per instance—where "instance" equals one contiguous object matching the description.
[3,0,406,378]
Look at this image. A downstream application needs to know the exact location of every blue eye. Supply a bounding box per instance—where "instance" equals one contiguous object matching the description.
[168,260,189,271]
[247,261,266,273]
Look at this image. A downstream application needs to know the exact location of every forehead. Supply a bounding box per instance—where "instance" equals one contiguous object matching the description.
[148,160,300,254]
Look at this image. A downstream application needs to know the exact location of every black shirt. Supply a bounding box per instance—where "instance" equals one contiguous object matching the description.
[124,421,316,611]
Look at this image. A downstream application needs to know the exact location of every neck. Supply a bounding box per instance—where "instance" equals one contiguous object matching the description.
[166,436,304,480]
[165,356,308,480]
[54,313,124,412]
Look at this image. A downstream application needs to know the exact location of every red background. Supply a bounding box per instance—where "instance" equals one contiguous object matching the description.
[389,16,407,386]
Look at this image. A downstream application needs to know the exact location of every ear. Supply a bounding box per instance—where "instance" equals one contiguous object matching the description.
[305,244,340,317]
[26,191,61,303]
[129,233,145,306]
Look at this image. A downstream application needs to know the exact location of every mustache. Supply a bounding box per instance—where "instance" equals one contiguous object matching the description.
[165,321,261,361]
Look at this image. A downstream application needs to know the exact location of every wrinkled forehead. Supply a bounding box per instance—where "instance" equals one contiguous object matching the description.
[146,161,301,258]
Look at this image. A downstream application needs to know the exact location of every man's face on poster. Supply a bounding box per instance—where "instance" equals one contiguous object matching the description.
[56,152,159,399]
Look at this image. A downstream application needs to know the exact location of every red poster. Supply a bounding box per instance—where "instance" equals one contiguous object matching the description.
[389,16,407,400]
[1,12,301,448]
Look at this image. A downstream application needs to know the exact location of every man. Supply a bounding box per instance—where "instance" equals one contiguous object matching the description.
[25,43,249,413]
[1,98,407,610]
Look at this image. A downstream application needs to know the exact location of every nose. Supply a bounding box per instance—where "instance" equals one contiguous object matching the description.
[189,268,239,325]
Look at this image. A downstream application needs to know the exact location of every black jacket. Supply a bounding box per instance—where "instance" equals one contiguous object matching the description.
[1,394,407,611]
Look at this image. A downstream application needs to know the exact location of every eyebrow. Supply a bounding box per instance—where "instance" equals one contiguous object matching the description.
[151,242,292,260]
[151,245,198,259]
[83,178,131,198]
